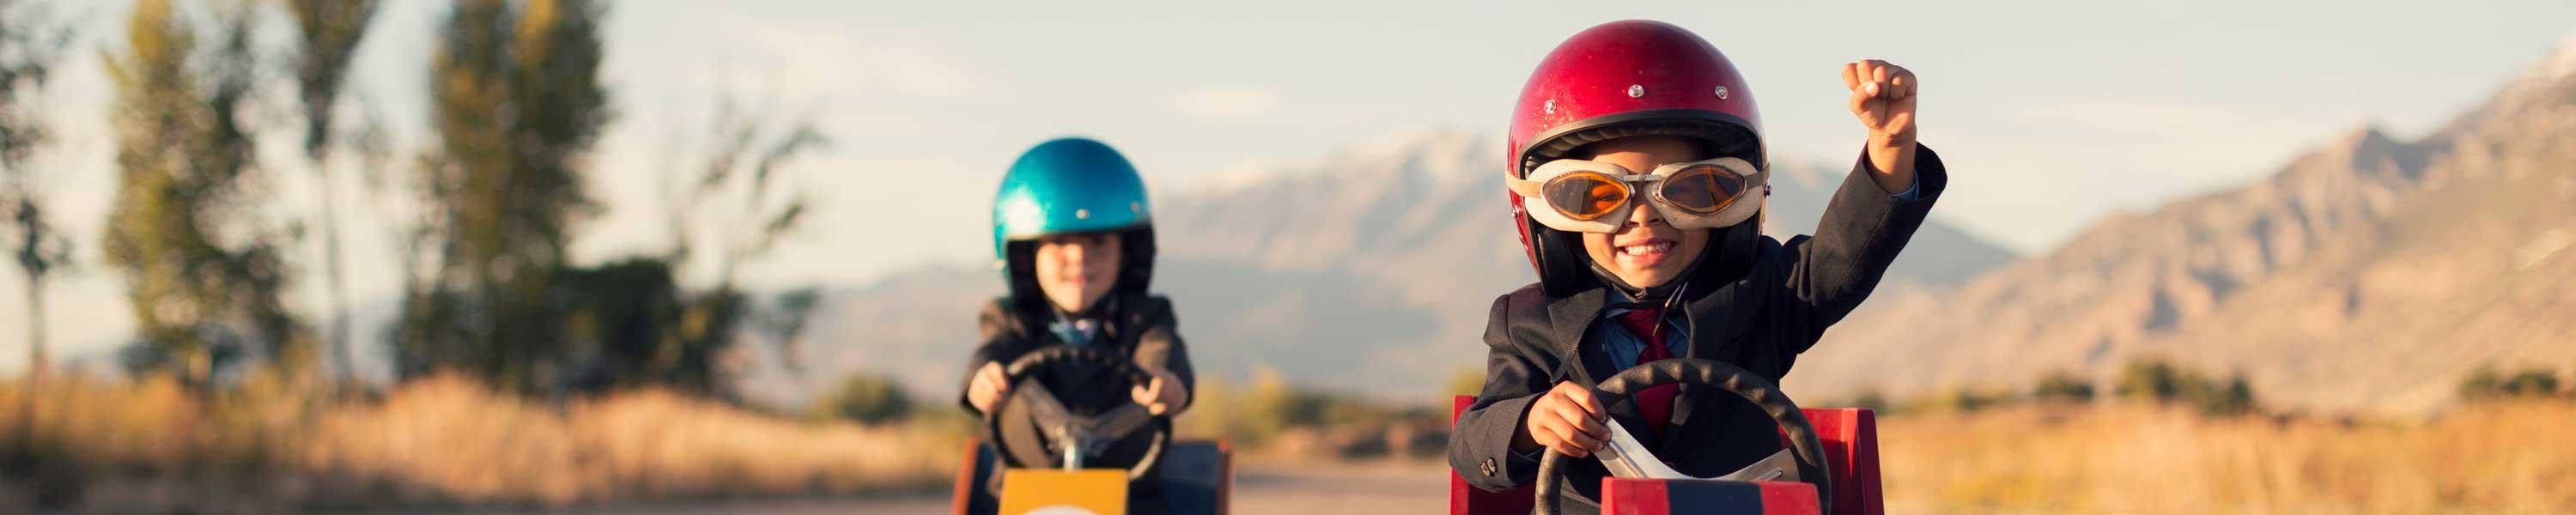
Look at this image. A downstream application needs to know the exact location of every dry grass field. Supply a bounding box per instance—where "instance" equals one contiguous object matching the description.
[1877,402,2576,514]
[6,375,2573,513]
[0,375,968,511]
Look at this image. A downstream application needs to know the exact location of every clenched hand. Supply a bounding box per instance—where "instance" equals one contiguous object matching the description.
[1842,59,1921,194]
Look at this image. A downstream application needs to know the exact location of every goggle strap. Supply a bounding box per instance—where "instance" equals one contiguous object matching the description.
[1504,176,1550,198]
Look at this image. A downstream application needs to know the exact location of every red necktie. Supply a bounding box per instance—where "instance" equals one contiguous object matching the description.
[1612,309,1679,437]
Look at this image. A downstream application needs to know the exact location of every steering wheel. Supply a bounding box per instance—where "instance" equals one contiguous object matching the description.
[1534,359,1832,515]
[982,344,1172,482]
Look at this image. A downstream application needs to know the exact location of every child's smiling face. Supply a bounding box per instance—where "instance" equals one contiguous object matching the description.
[1575,136,1716,289]
[1033,232,1122,313]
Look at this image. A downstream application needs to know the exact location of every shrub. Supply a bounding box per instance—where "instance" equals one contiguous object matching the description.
[1846,388,1896,415]
[2032,371,2097,403]
[2460,366,2563,403]
[2115,357,2257,416]
[2505,370,2561,397]
[2196,375,2256,417]
[812,373,914,425]
[2115,359,2187,402]
[1910,386,2007,414]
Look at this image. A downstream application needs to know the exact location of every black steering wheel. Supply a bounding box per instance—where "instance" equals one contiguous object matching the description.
[982,345,1172,482]
[1534,359,1832,515]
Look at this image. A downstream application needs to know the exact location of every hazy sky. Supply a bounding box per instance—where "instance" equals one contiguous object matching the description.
[6,0,2575,370]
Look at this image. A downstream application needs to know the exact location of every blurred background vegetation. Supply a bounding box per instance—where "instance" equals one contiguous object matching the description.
[0,0,896,510]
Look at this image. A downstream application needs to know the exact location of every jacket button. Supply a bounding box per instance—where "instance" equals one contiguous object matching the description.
[1480,457,1498,476]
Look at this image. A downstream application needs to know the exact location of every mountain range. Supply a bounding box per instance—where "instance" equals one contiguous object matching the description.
[786,39,2576,417]
[772,130,2019,407]
[1798,37,2576,416]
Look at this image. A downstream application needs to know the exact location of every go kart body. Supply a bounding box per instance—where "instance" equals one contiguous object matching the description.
[1448,359,1885,515]
[951,439,1230,515]
[951,346,1232,515]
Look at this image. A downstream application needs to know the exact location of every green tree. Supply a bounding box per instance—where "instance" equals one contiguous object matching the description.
[395,0,611,392]
[549,88,828,394]
[665,94,823,290]
[756,287,823,374]
[395,3,828,397]
[285,0,381,383]
[659,90,826,385]
[0,0,74,382]
[101,0,306,386]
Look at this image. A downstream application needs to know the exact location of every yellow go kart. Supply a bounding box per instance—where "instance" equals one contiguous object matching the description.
[951,346,1230,515]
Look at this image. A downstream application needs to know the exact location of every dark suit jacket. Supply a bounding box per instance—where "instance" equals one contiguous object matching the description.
[1449,146,1947,514]
[957,293,1196,415]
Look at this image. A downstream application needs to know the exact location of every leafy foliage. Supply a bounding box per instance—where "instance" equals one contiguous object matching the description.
[2459,366,2564,402]
[392,0,828,398]
[0,0,75,379]
[102,0,307,386]
[394,0,613,393]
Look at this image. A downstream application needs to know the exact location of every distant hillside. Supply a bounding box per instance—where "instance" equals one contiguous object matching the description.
[1792,36,2576,416]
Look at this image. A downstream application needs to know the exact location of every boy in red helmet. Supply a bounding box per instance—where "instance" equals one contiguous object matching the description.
[1448,20,1943,513]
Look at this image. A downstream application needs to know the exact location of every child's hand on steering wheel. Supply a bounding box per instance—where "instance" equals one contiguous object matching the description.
[1514,381,1609,457]
[967,362,1009,414]
[1131,368,1188,415]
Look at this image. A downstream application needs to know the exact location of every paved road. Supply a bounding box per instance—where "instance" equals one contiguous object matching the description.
[586,462,1449,514]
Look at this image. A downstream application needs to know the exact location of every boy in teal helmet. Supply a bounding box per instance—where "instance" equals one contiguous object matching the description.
[961,137,1193,514]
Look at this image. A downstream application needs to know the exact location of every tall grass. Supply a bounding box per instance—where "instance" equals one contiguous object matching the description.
[0,374,967,510]
[1878,402,2576,514]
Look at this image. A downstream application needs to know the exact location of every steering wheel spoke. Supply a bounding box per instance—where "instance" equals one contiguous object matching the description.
[1091,403,1157,437]
[1013,382,1079,427]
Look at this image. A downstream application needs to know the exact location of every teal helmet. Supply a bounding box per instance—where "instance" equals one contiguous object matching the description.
[991,137,1157,304]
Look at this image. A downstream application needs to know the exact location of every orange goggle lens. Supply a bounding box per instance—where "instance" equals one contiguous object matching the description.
[1540,172,1631,221]
[1655,164,1747,215]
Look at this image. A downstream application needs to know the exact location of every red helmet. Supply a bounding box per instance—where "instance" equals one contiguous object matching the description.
[1506,20,1767,295]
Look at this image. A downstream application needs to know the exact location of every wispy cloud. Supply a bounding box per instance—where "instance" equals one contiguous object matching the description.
[702,9,981,100]
[1170,85,1280,118]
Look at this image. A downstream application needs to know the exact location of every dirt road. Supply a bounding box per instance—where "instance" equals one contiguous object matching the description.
[589,462,1449,514]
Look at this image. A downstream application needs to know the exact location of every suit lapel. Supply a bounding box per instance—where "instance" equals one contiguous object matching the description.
[1659,273,1764,457]
[1543,288,1607,375]
[1541,288,1656,428]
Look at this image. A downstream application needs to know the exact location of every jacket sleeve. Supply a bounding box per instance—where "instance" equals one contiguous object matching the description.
[1448,291,1553,493]
[958,299,1032,413]
[1779,143,1947,353]
[1128,296,1196,411]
